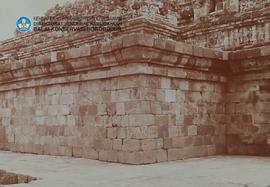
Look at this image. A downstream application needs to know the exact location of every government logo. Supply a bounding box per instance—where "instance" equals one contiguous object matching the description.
[16,17,32,33]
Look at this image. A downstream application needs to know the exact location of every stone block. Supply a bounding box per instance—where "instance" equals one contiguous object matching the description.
[116,103,125,115]
[90,44,102,55]
[117,128,126,139]
[2,118,10,126]
[43,145,72,157]
[253,113,270,123]
[0,127,6,143]
[202,48,223,59]
[117,152,132,164]
[61,84,79,94]
[122,139,140,152]
[184,146,208,158]
[182,44,193,55]
[128,114,155,126]
[124,101,146,114]
[161,54,178,64]
[107,127,117,138]
[92,138,112,151]
[154,38,166,50]
[186,133,200,146]
[260,46,270,56]
[156,149,168,162]
[160,77,171,89]
[99,150,118,162]
[193,46,204,57]
[197,125,215,136]
[168,125,180,137]
[188,125,197,136]
[26,144,44,154]
[141,138,163,151]
[111,37,123,50]
[36,54,51,65]
[66,115,75,126]
[50,95,59,105]
[101,41,112,53]
[165,40,176,51]
[111,90,130,102]
[47,105,58,116]
[122,34,137,47]
[168,148,184,161]
[118,150,158,164]
[126,126,158,139]
[172,137,184,148]
[35,116,45,125]
[137,150,157,164]
[174,41,186,53]
[106,103,116,115]
[165,90,176,102]
[255,102,270,113]
[155,115,169,126]
[58,105,71,115]
[72,147,83,158]
[184,115,193,126]
[79,105,98,117]
[184,136,195,147]
[51,52,57,62]
[47,85,61,95]
[123,33,154,47]
[0,109,11,117]
[97,104,107,115]
[158,125,169,138]
[112,139,122,151]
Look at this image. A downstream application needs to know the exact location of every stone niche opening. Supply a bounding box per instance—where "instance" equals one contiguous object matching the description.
[0,169,37,185]
[209,0,225,13]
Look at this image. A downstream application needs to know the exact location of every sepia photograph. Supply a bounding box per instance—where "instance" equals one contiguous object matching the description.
[0,0,270,186]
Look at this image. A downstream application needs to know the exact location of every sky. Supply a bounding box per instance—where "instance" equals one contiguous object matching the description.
[0,0,76,41]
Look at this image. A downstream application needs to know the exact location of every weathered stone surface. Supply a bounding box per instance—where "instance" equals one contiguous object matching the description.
[0,169,36,185]
[0,0,269,165]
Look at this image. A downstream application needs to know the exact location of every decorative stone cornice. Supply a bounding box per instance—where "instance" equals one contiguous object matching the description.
[0,18,178,63]
[227,45,270,75]
[0,33,226,87]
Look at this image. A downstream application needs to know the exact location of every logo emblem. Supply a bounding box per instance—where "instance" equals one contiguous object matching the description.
[16,17,32,33]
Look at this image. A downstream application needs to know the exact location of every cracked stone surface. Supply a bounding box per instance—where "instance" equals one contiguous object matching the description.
[0,151,269,187]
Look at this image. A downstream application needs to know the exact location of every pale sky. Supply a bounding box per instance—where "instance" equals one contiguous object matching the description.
[0,0,76,41]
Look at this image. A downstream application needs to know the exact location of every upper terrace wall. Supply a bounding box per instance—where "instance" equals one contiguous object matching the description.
[180,6,270,50]
[178,0,270,50]
[1,0,269,61]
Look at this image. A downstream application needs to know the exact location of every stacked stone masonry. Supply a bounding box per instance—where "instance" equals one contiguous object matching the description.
[0,0,269,164]
[226,47,270,156]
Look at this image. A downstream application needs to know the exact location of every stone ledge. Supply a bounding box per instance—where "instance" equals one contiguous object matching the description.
[0,63,227,92]
[0,18,178,60]
[229,46,270,60]
[0,33,226,85]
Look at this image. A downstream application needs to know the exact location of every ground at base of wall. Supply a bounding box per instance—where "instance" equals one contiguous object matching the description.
[0,151,270,187]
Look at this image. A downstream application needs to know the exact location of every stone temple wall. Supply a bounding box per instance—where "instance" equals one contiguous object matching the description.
[179,1,270,50]
[0,30,228,164]
[226,46,270,155]
[0,0,269,164]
